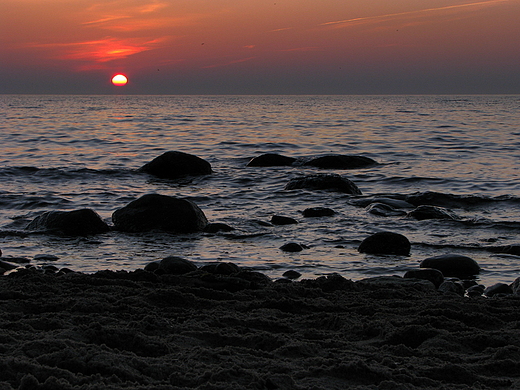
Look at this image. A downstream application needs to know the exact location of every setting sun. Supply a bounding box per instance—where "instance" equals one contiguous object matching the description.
[111,74,128,86]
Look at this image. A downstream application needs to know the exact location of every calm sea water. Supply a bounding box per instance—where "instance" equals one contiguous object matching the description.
[1,95,519,286]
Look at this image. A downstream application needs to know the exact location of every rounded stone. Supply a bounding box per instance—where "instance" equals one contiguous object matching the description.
[302,207,335,218]
[280,242,304,252]
[247,153,296,167]
[285,174,362,195]
[303,154,377,169]
[271,215,298,225]
[112,194,208,233]
[25,209,110,236]
[139,151,212,179]
[358,232,411,256]
[420,254,480,278]
[403,268,444,288]
[158,257,198,275]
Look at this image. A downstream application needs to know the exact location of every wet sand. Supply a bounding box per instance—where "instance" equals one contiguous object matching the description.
[1,268,519,389]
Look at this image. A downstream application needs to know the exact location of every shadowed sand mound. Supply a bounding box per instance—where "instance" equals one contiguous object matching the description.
[1,269,519,389]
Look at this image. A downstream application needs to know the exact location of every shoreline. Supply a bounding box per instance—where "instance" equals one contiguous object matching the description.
[1,266,519,389]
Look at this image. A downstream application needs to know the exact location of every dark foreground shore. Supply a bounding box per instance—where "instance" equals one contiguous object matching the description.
[1,268,519,390]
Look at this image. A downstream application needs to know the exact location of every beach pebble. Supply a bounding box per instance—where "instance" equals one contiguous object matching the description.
[271,215,298,225]
[139,151,212,179]
[466,284,485,297]
[112,194,208,233]
[358,231,411,256]
[280,242,304,252]
[26,209,110,236]
[420,254,480,278]
[301,154,377,169]
[438,280,465,296]
[246,153,296,167]
[302,207,335,217]
[407,205,459,220]
[403,268,444,288]
[200,262,240,275]
[157,256,198,275]
[484,283,513,297]
[285,173,362,195]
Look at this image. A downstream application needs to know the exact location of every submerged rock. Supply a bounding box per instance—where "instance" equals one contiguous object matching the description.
[280,242,304,252]
[420,254,480,278]
[271,215,298,225]
[204,222,234,233]
[139,151,212,179]
[407,205,459,220]
[26,209,110,236]
[302,154,377,169]
[112,194,208,233]
[302,207,335,217]
[247,153,296,167]
[358,232,411,256]
[366,203,407,217]
[285,174,362,195]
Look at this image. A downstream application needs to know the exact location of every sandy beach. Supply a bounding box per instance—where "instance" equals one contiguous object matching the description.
[1,267,519,390]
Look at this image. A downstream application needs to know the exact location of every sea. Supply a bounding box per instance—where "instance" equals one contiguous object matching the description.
[1,94,519,287]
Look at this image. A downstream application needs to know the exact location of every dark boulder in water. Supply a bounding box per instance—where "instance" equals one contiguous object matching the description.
[285,174,362,195]
[404,268,444,288]
[271,215,298,225]
[140,151,212,179]
[405,191,486,208]
[280,242,304,252]
[486,244,520,256]
[112,194,208,233]
[302,207,335,217]
[420,254,480,278]
[247,153,296,167]
[302,154,377,169]
[26,209,110,236]
[358,232,411,256]
[407,205,459,220]
[204,222,234,233]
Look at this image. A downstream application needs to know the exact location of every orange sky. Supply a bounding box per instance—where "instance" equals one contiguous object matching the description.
[1,0,519,94]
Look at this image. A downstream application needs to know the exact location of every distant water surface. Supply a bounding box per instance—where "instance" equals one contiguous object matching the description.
[1,95,519,286]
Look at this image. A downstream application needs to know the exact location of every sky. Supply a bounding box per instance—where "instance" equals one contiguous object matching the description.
[1,0,519,94]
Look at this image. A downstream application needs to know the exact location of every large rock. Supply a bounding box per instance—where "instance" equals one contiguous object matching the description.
[285,174,362,195]
[112,194,208,233]
[358,232,411,256]
[302,154,377,169]
[26,209,110,236]
[247,153,296,167]
[140,151,212,179]
[420,254,480,278]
